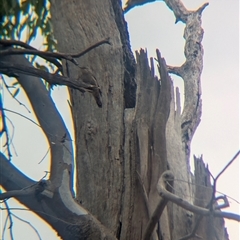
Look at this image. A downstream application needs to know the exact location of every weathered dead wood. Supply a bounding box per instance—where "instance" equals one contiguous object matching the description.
[193,156,229,240]
[0,60,96,92]
[0,1,235,239]
[51,1,128,236]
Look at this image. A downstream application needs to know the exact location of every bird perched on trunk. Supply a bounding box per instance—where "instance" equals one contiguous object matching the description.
[123,0,156,13]
[77,67,102,108]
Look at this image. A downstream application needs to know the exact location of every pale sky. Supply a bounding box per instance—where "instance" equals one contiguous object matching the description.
[1,0,239,239]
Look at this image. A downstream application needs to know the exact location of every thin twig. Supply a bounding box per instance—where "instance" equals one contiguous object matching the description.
[4,115,15,146]
[0,206,83,226]
[4,108,41,127]
[215,150,240,181]
[214,195,229,210]
[3,201,14,240]
[0,107,13,160]
[1,75,31,113]
[11,212,42,240]
[0,38,111,67]
[38,147,50,164]
[71,38,111,58]
[2,207,9,240]
[0,82,12,159]
[3,129,13,160]
[0,48,78,65]
[4,115,18,157]
[0,39,62,70]
[173,178,240,204]
[4,108,73,144]
[210,150,240,211]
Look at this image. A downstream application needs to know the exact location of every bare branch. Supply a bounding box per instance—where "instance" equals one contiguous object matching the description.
[3,201,14,240]
[12,213,42,240]
[0,206,81,225]
[0,152,38,201]
[2,209,8,240]
[0,184,37,201]
[0,103,13,160]
[1,75,31,113]
[215,150,240,182]
[0,48,78,65]
[0,61,96,93]
[71,38,111,58]
[179,195,229,240]
[0,39,62,70]
[38,147,50,164]
[0,38,111,67]
[209,151,240,212]
[214,195,229,210]
[157,171,240,222]
[3,115,17,158]
[163,0,208,23]
[162,0,209,159]
[4,108,41,127]
[1,53,76,199]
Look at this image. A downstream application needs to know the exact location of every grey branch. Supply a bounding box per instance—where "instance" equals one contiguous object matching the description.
[0,38,111,69]
[0,187,35,200]
[157,171,240,222]
[0,61,97,93]
[161,0,209,158]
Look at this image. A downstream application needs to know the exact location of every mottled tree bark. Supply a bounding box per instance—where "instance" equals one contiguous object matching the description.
[50,0,229,239]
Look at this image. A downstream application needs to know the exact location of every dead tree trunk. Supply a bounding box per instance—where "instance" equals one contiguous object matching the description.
[50,0,228,239]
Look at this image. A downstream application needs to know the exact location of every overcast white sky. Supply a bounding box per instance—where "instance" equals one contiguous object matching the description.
[1,0,239,239]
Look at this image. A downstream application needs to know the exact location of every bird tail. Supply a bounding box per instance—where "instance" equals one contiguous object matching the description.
[93,88,102,108]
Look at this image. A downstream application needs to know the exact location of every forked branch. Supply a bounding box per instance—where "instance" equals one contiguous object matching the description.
[0,38,111,70]
[156,171,240,222]
[144,166,240,240]
[0,61,96,93]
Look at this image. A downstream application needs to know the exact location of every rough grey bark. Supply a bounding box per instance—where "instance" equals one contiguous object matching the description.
[50,0,229,239]
[51,0,128,236]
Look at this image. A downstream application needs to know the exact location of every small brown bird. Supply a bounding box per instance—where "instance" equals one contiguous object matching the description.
[78,67,102,108]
